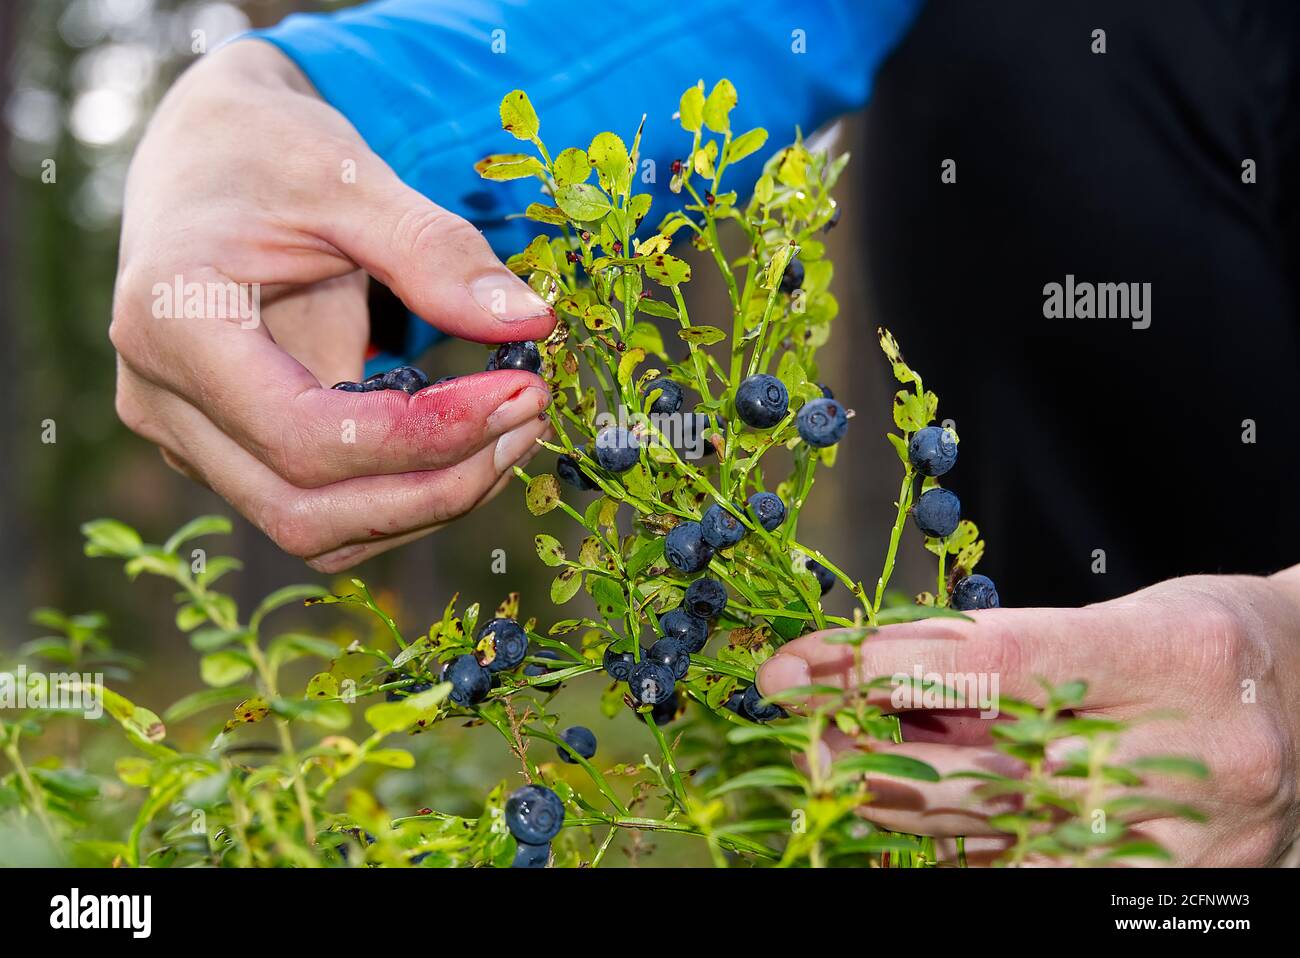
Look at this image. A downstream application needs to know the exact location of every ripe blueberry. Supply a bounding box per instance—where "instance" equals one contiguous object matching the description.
[360,372,388,392]
[505,783,565,844]
[476,617,528,673]
[524,649,565,689]
[684,577,728,619]
[747,491,786,532]
[651,690,683,726]
[807,558,835,596]
[664,521,714,573]
[819,383,835,399]
[331,381,367,392]
[741,684,786,723]
[556,451,599,491]
[382,365,430,394]
[700,503,746,550]
[908,426,958,477]
[383,671,433,702]
[602,645,635,681]
[779,257,805,294]
[647,637,690,680]
[796,397,848,447]
[628,659,675,706]
[644,377,683,415]
[489,341,542,373]
[512,841,550,868]
[594,426,641,473]
[724,688,748,716]
[442,654,491,707]
[659,607,709,653]
[735,374,789,429]
[556,725,597,763]
[913,488,961,539]
[951,574,1000,611]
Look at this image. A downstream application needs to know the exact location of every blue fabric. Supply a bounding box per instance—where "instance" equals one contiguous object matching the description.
[248,0,922,370]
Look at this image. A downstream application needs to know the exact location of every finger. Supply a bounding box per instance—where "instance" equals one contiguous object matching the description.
[112,304,551,487]
[258,271,370,387]
[118,368,552,558]
[310,150,556,343]
[759,606,1143,712]
[304,425,548,572]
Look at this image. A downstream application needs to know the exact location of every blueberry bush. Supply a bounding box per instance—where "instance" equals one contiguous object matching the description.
[0,82,1206,868]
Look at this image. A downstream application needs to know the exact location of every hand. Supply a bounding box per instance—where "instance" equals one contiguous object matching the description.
[757,570,1300,865]
[111,40,556,572]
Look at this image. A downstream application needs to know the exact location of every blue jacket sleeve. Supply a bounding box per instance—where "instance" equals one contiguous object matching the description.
[247,0,920,366]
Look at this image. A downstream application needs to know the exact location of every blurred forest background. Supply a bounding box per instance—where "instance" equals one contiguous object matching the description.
[0,0,926,859]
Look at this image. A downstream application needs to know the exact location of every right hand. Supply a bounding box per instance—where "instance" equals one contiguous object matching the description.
[111,40,556,572]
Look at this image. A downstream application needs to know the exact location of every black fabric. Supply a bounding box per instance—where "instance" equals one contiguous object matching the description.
[861,0,1300,607]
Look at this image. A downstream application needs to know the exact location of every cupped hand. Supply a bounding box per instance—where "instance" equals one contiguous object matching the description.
[111,40,556,571]
[758,570,1300,865]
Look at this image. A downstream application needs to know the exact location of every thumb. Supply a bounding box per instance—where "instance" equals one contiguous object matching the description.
[316,151,555,344]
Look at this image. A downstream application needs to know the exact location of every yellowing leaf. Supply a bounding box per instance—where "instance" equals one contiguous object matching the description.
[499,89,539,140]
[679,82,705,133]
[725,127,767,165]
[702,78,737,133]
[643,252,692,287]
[525,474,560,515]
[474,153,545,181]
[552,147,589,187]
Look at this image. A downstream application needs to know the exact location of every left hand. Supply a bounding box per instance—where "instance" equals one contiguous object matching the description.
[757,570,1300,866]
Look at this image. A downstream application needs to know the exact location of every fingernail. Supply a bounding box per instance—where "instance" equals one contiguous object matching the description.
[757,653,810,697]
[471,271,551,323]
[494,420,546,472]
[486,386,550,432]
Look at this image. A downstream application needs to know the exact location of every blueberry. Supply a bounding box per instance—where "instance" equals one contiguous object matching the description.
[723,689,747,715]
[822,207,841,233]
[647,637,690,680]
[659,607,709,653]
[331,381,367,392]
[908,426,958,477]
[700,503,746,550]
[747,492,786,532]
[511,841,550,868]
[594,426,642,473]
[505,784,565,844]
[807,559,835,596]
[360,372,388,392]
[644,378,683,415]
[383,671,433,701]
[684,577,728,619]
[735,374,789,429]
[664,521,714,574]
[382,365,430,394]
[490,341,542,373]
[524,649,565,689]
[741,684,786,723]
[951,574,1000,611]
[556,725,597,763]
[628,660,675,706]
[651,691,683,726]
[602,645,636,681]
[819,383,835,399]
[779,257,805,294]
[796,397,848,447]
[442,654,491,707]
[476,617,529,674]
[556,452,599,491]
[913,488,961,539]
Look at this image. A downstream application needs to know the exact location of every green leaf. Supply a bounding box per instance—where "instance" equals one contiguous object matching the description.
[474,153,545,181]
[535,534,567,567]
[199,650,253,688]
[702,78,737,133]
[831,752,941,782]
[679,82,704,133]
[587,132,630,194]
[725,127,768,165]
[81,519,143,558]
[1128,756,1210,779]
[305,672,339,700]
[524,203,569,226]
[365,749,416,769]
[552,147,590,187]
[251,584,328,630]
[555,183,611,222]
[188,627,247,653]
[499,89,539,140]
[163,515,231,554]
[525,474,561,516]
[677,325,725,346]
[551,569,583,604]
[267,633,339,671]
[31,767,100,802]
[707,765,807,797]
